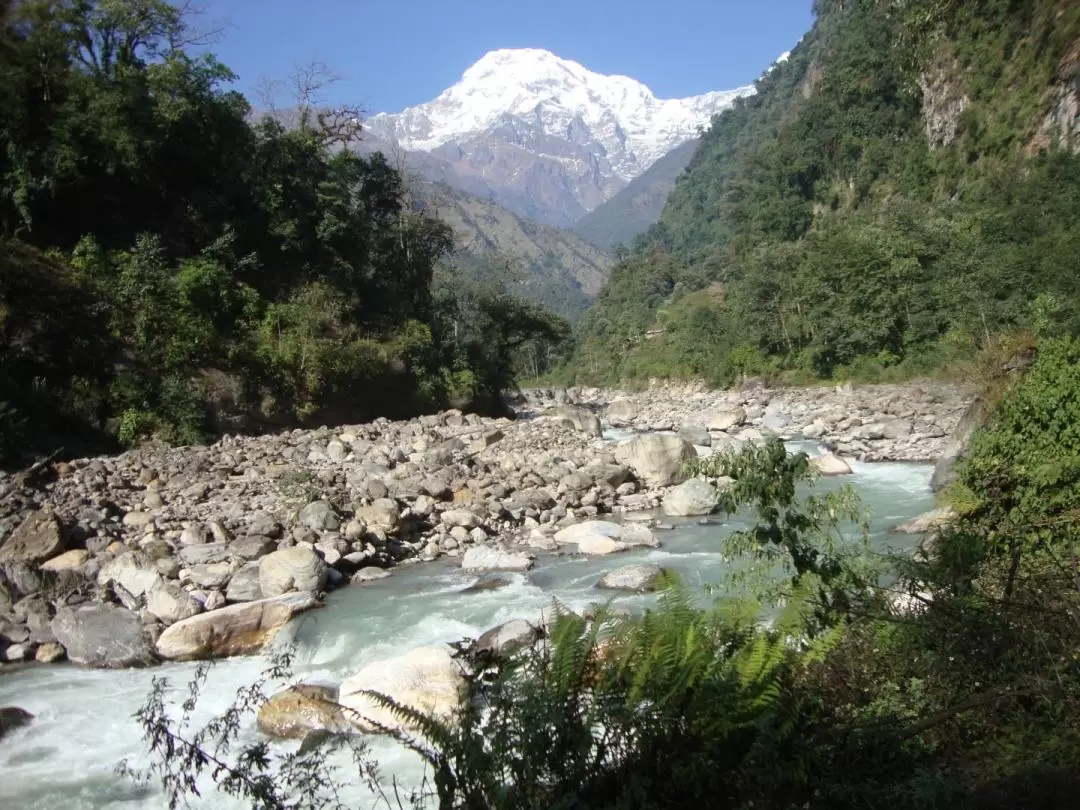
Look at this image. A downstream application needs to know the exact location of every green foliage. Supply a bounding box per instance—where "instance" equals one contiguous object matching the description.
[564,0,1080,386]
[0,0,565,464]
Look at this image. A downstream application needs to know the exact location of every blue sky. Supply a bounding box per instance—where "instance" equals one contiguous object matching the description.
[200,0,815,114]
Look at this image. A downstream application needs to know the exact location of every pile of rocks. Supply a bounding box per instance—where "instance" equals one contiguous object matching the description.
[0,379,973,671]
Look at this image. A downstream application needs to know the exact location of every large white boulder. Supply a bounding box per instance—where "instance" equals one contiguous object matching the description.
[155,593,320,661]
[810,453,853,476]
[258,546,328,597]
[662,478,719,517]
[553,520,658,555]
[338,646,467,734]
[613,434,697,487]
[461,546,533,572]
[707,405,746,432]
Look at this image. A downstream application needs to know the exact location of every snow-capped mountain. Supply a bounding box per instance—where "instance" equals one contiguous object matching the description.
[363,48,754,227]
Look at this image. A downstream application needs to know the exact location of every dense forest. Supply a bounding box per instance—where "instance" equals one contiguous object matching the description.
[0,0,567,466]
[563,0,1080,386]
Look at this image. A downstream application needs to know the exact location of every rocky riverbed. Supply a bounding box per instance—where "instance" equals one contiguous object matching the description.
[0,379,971,673]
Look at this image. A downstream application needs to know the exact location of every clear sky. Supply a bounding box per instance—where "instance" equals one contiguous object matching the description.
[198,0,815,114]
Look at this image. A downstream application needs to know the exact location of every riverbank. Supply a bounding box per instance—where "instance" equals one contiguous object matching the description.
[0,380,971,671]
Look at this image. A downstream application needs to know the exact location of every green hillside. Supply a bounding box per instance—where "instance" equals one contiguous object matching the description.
[413,181,612,321]
[566,0,1080,386]
[572,139,699,251]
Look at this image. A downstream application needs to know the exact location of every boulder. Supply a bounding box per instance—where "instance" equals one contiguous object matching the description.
[187,562,232,589]
[554,521,658,552]
[810,453,853,476]
[893,506,957,535]
[231,536,277,561]
[355,499,400,532]
[461,546,533,573]
[678,424,711,447]
[96,553,162,598]
[338,646,467,735]
[225,562,263,602]
[475,619,541,658]
[298,500,340,532]
[707,406,746,432]
[257,684,348,740]
[662,478,718,517]
[613,434,697,487]
[596,564,667,593]
[351,567,392,583]
[34,641,66,663]
[40,549,90,572]
[440,508,482,529]
[154,592,321,661]
[145,580,202,624]
[461,574,512,593]
[0,508,65,564]
[51,604,156,668]
[553,406,603,437]
[606,399,637,427]
[0,707,34,741]
[259,546,328,597]
[882,420,914,440]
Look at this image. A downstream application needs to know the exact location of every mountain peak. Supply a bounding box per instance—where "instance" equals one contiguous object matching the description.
[364,48,754,226]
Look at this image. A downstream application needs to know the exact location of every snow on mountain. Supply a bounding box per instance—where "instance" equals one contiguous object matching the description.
[363,49,754,226]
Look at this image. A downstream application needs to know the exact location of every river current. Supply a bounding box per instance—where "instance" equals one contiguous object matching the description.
[0,440,934,809]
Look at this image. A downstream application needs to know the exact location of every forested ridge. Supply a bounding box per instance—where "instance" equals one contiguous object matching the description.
[0,0,566,466]
[565,0,1080,386]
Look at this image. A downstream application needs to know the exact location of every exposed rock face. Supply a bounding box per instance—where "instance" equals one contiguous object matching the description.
[0,508,65,564]
[154,593,321,661]
[257,684,348,740]
[930,398,988,492]
[919,64,969,148]
[662,478,719,517]
[595,564,666,593]
[259,546,328,597]
[613,434,696,487]
[51,604,156,668]
[338,646,467,734]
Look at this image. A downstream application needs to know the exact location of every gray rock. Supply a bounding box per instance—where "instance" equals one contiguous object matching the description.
[679,424,711,447]
[351,567,391,583]
[0,507,65,564]
[440,508,482,529]
[187,562,232,589]
[225,562,264,602]
[298,501,340,532]
[259,546,328,597]
[707,406,746,432]
[476,618,541,657]
[613,434,697,488]
[461,574,512,593]
[662,478,718,517]
[177,543,232,567]
[179,524,210,546]
[145,580,202,624]
[882,420,913,440]
[461,546,533,573]
[51,604,156,668]
[231,535,277,561]
[596,564,666,593]
[606,399,637,427]
[249,512,283,539]
[553,406,603,437]
[97,554,162,598]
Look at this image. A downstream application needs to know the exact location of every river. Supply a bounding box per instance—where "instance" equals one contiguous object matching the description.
[0,442,934,809]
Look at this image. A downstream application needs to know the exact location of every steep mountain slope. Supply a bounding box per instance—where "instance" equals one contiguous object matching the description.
[365,49,753,227]
[572,138,699,250]
[410,180,612,320]
[567,0,1080,386]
